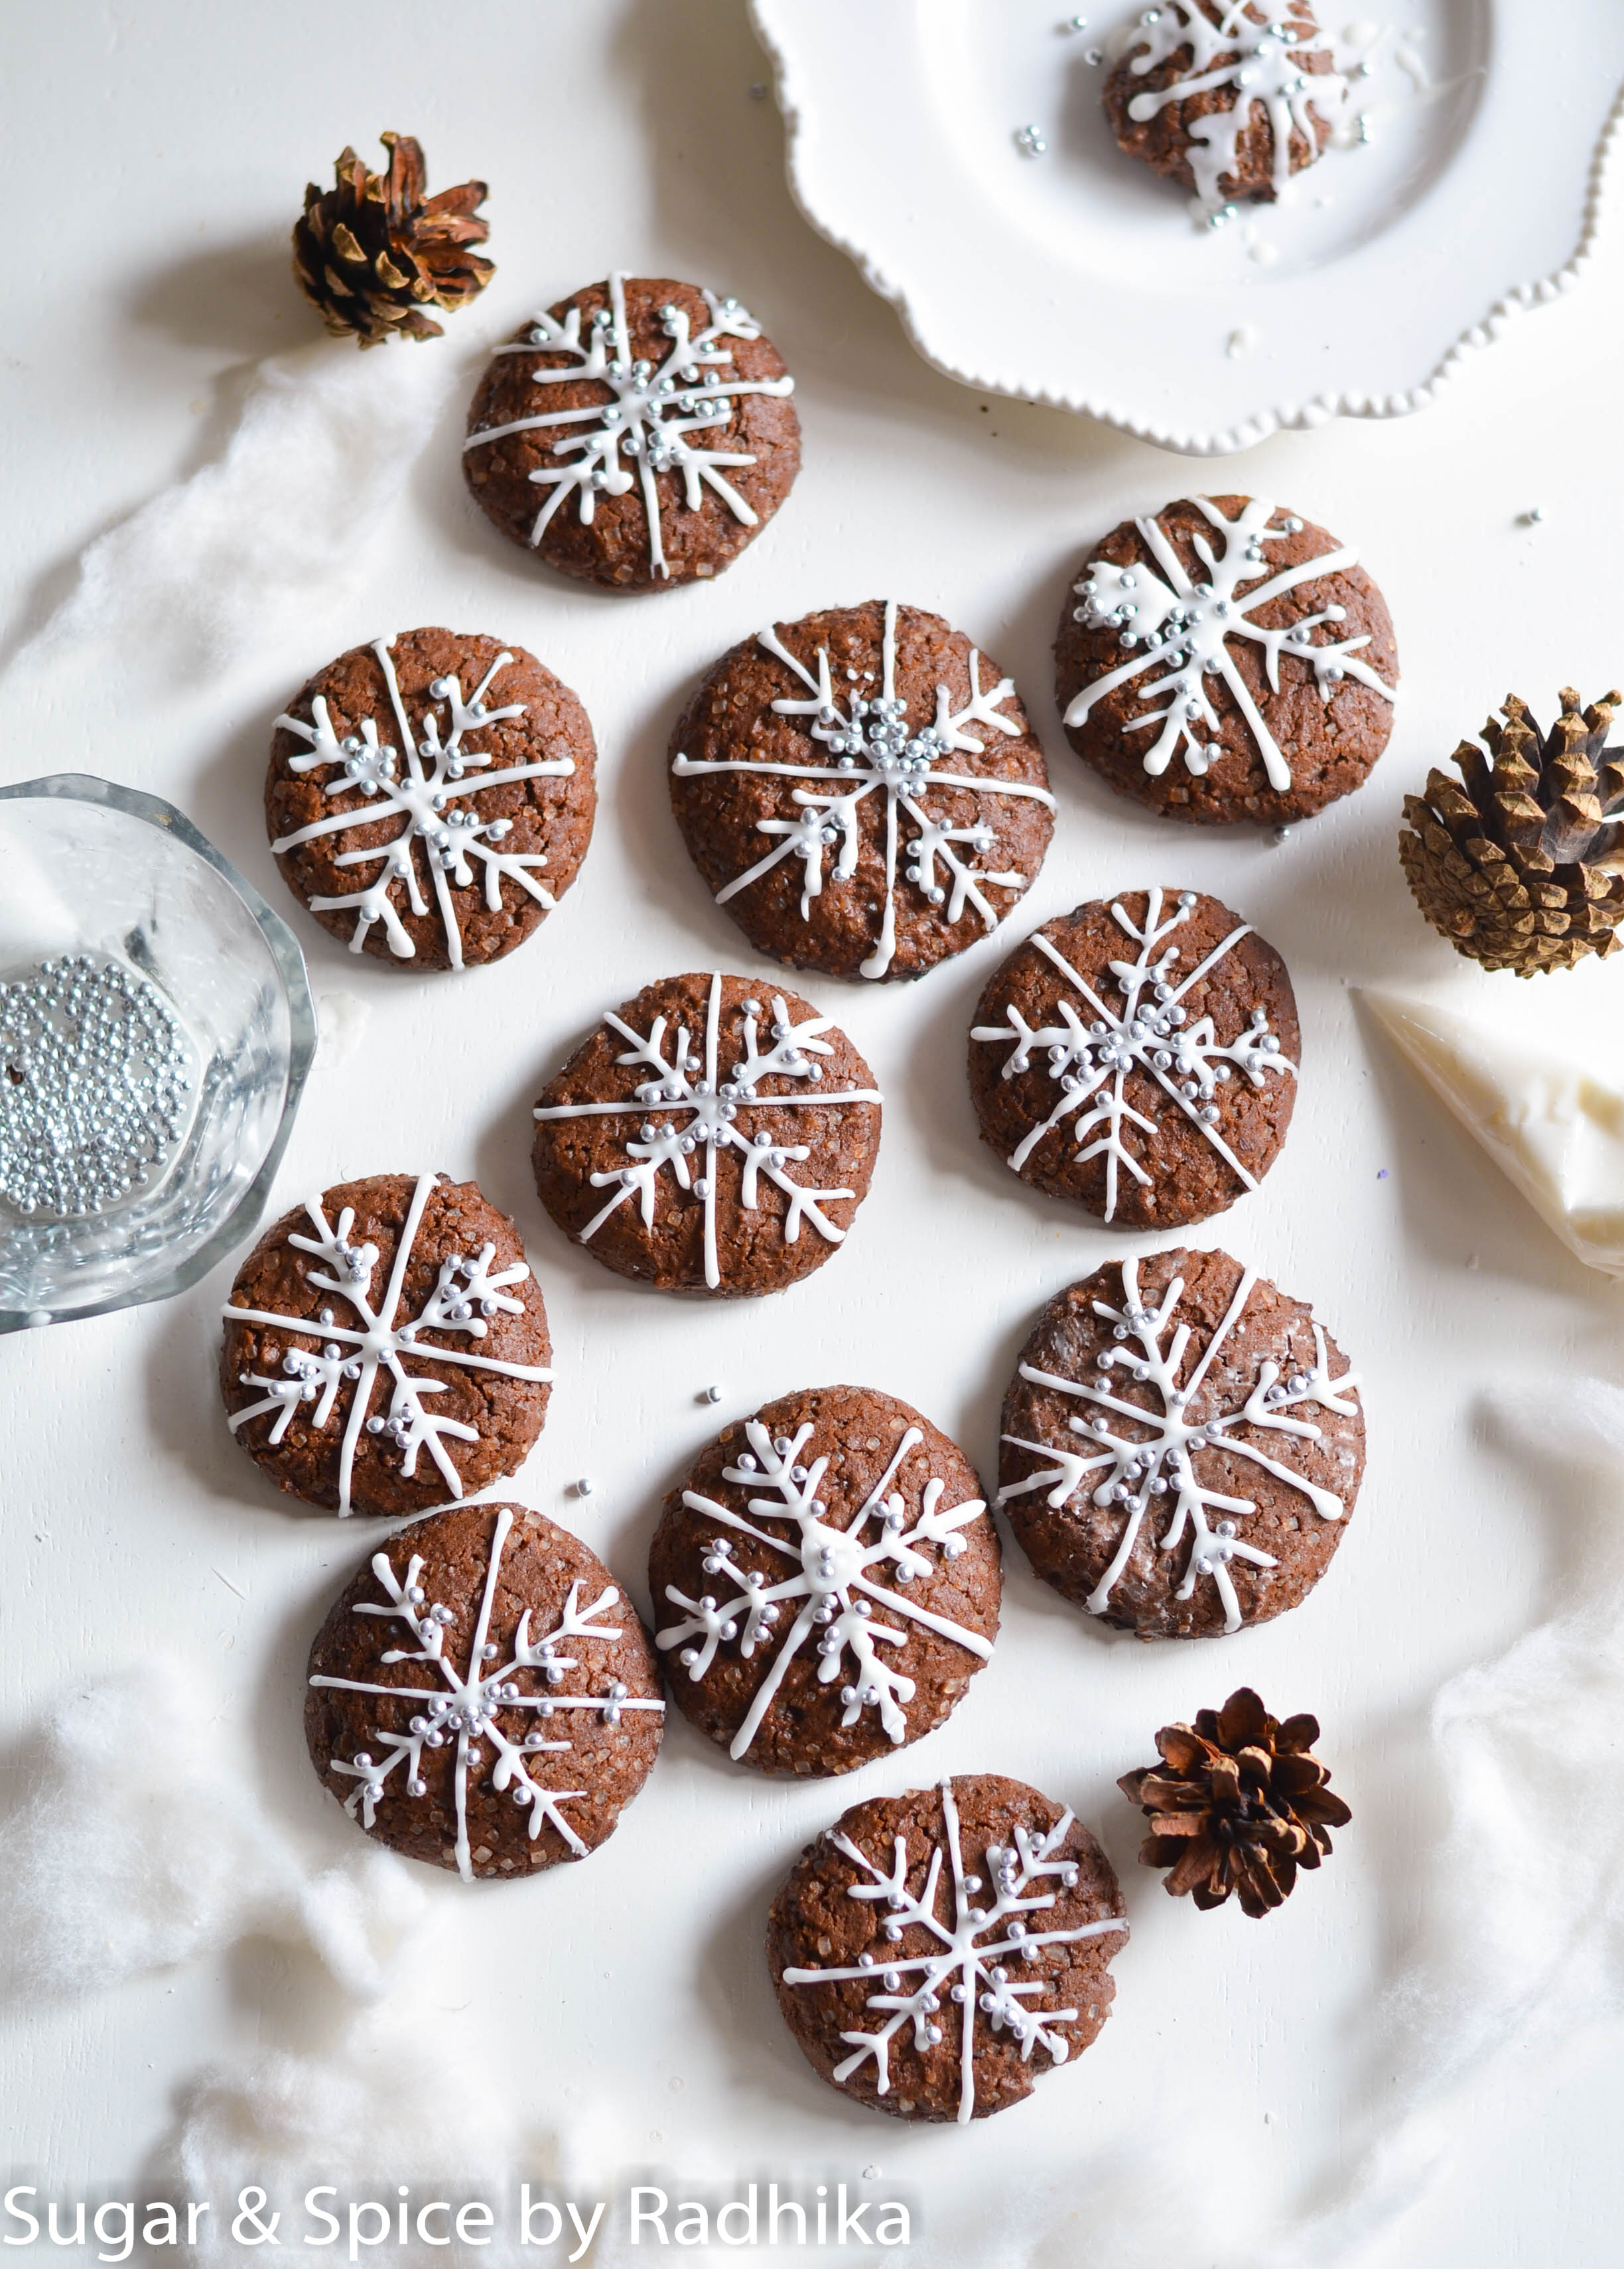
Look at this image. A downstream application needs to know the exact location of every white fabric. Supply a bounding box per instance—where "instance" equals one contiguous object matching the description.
[1365,987,1624,1280]
[159,2030,539,2269]
[9,340,460,689]
[0,1657,424,2002]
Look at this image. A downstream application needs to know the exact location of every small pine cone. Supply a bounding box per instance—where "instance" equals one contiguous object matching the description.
[1399,688,1624,977]
[292,132,493,348]
[1118,1686,1349,1919]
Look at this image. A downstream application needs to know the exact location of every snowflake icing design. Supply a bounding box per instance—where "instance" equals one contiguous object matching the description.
[656,1416,993,1760]
[310,1505,665,1882]
[1063,495,1395,793]
[998,1257,1360,1632]
[971,887,1295,1220]
[780,1779,1127,2124]
[533,971,881,1292]
[271,637,574,968]
[224,1170,552,1517]
[1122,3,1355,213]
[672,598,1055,979]
[462,270,795,579]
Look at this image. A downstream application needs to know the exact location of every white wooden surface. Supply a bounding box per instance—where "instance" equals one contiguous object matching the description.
[3,3,1623,2262]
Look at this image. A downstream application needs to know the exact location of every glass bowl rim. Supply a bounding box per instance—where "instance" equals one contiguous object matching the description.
[0,771,317,1334]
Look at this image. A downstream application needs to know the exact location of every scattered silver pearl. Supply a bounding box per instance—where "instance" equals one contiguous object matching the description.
[1014,123,1048,157]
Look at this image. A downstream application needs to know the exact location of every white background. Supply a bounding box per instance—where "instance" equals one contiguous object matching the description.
[3,3,1623,2264]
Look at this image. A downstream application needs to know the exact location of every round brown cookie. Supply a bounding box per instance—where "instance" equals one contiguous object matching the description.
[305,1502,665,1882]
[1104,1,1337,208]
[531,970,882,1297]
[266,628,596,972]
[462,271,799,591]
[221,1170,553,1518]
[670,598,1055,982]
[650,1385,1000,1775]
[968,886,1298,1229]
[1055,494,1398,827]
[768,1773,1126,2122]
[998,1249,1364,1641]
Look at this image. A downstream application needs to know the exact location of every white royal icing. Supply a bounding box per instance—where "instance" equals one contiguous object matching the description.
[998,1255,1360,1633]
[780,1778,1127,2125]
[672,598,1055,979]
[224,1170,553,1517]
[1120,2,1351,210]
[533,971,881,1292]
[1064,495,1394,793]
[971,887,1294,1221]
[271,637,574,970]
[462,271,795,579]
[310,1504,664,1883]
[657,1415,993,1762]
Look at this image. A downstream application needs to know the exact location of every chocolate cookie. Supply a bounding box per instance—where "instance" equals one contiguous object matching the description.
[222,1171,553,1517]
[998,1250,1364,1639]
[531,971,881,1296]
[267,628,596,971]
[768,1774,1126,2122]
[650,1387,1000,1775]
[670,599,1054,981]
[1105,2,1341,210]
[306,1503,665,1882]
[969,886,1298,1227]
[1055,494,1398,827]
[462,271,799,590]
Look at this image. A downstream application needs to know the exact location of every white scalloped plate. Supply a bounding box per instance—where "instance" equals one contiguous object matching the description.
[750,0,1624,453]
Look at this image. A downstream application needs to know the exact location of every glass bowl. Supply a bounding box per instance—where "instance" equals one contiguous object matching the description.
[0,774,316,1333]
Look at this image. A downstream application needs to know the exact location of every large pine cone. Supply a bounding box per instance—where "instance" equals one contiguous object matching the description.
[1400,689,1624,977]
[1118,1686,1349,1918]
[292,132,492,348]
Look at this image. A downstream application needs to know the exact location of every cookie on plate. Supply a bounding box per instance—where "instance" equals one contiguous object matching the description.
[670,599,1054,981]
[768,1774,1126,2122]
[306,1503,665,1882]
[266,628,596,971]
[969,886,1298,1227]
[650,1385,1000,1775]
[531,970,882,1296]
[462,271,799,590]
[998,1249,1364,1639]
[1054,494,1398,827]
[1104,1,1341,210]
[222,1171,553,1518]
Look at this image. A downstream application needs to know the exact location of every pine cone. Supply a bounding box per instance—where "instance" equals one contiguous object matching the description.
[292,133,493,348]
[1117,1686,1349,1918]
[1400,689,1624,976]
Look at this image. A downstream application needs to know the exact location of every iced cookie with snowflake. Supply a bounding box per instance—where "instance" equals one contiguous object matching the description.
[1055,495,1397,827]
[650,1387,1000,1775]
[221,1172,553,1517]
[768,1774,1125,2122]
[671,600,1055,981]
[266,629,596,971]
[462,273,799,591]
[531,971,882,1296]
[306,1502,665,1881]
[998,1250,1363,1639]
[1104,2,1350,211]
[969,887,1298,1228]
